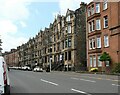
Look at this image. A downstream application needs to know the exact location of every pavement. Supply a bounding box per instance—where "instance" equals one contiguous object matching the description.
[9,70,120,94]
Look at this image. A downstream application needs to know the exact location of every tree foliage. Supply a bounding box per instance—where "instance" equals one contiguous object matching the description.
[112,63,120,73]
[99,52,111,61]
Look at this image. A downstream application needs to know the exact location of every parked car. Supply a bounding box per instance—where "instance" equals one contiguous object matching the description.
[33,67,43,72]
[22,66,31,71]
[0,56,10,95]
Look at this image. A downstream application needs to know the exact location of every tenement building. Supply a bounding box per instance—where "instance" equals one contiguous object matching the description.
[3,2,87,71]
[86,1,120,72]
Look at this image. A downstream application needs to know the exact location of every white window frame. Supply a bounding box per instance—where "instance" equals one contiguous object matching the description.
[90,56,93,67]
[98,55,102,67]
[62,20,64,27]
[103,0,107,10]
[97,37,101,48]
[104,35,109,47]
[68,38,71,47]
[88,7,91,17]
[89,39,92,50]
[104,16,108,28]
[92,38,95,49]
[68,25,71,33]
[93,56,96,67]
[96,3,100,13]
[66,15,70,22]
[96,19,101,30]
[106,61,109,67]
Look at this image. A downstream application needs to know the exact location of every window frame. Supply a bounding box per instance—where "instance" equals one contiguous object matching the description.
[98,55,102,67]
[104,16,108,28]
[104,35,109,47]
[103,0,107,10]
[97,36,101,48]
[96,19,101,30]
[96,3,100,13]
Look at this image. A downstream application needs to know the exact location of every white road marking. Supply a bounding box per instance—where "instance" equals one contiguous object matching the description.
[112,84,120,87]
[71,88,91,95]
[40,79,58,86]
[80,79,96,83]
[71,77,79,80]
[71,77,96,83]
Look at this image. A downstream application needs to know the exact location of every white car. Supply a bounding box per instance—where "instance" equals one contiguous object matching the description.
[33,67,43,72]
[0,56,10,95]
[22,66,31,71]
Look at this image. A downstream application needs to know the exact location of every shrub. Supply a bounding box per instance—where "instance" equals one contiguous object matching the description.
[89,68,98,72]
[112,63,120,73]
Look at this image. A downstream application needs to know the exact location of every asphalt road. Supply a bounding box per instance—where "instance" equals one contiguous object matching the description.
[9,70,119,95]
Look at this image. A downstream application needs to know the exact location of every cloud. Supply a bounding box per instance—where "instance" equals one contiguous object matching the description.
[58,0,91,15]
[1,34,28,52]
[20,21,27,28]
[0,0,30,21]
[0,0,31,52]
[0,20,17,35]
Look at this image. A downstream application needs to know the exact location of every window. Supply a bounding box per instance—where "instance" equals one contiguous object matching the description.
[104,35,109,47]
[66,15,70,22]
[68,51,71,60]
[68,38,71,47]
[104,16,108,28]
[62,41,64,49]
[54,35,56,42]
[97,37,101,48]
[90,56,93,67]
[89,22,92,32]
[57,43,60,51]
[92,38,95,49]
[103,0,107,10]
[89,39,92,50]
[98,55,102,67]
[106,61,109,66]
[91,5,95,15]
[65,39,68,48]
[92,20,95,31]
[88,7,91,16]
[68,25,71,33]
[96,3,100,13]
[65,52,67,60]
[93,56,96,67]
[54,44,56,52]
[96,19,101,30]
[55,27,57,32]
[62,20,64,27]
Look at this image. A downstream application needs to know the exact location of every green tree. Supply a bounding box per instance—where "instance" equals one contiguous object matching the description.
[99,52,111,61]
[99,52,111,72]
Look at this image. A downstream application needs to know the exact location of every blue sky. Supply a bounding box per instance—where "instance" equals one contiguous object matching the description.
[0,0,90,52]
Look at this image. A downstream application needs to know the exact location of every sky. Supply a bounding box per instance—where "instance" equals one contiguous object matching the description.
[0,0,91,52]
